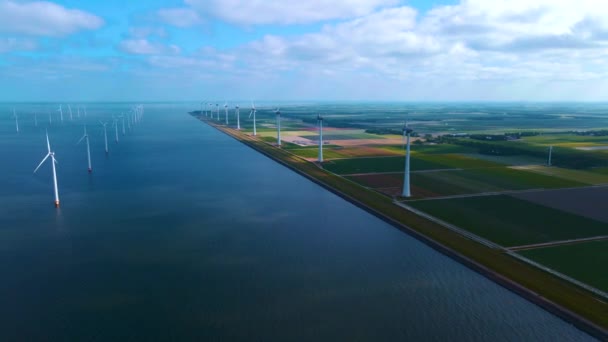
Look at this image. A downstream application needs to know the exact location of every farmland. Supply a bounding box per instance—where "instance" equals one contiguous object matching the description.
[521,241,608,293]
[409,195,608,247]
[191,102,608,331]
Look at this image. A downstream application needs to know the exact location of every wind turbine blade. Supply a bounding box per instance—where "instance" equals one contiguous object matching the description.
[77,135,86,145]
[34,153,50,173]
[46,132,51,153]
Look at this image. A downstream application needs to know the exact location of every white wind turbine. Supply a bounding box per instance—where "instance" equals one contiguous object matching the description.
[113,117,119,143]
[548,146,553,166]
[58,105,64,124]
[235,105,240,130]
[34,132,60,208]
[317,114,324,163]
[249,102,257,136]
[274,108,282,146]
[99,121,109,154]
[77,125,93,173]
[224,102,229,125]
[402,122,414,198]
[13,108,19,133]
[120,115,126,135]
[216,103,220,120]
[68,105,73,121]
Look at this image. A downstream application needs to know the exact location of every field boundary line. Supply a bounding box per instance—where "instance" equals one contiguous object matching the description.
[393,201,504,250]
[400,183,608,202]
[509,236,608,251]
[395,198,608,302]
[507,252,608,301]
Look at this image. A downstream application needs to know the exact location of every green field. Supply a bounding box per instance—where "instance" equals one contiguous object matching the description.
[460,153,547,166]
[323,156,449,174]
[302,133,383,140]
[289,148,347,159]
[408,167,584,197]
[415,154,502,169]
[524,134,608,145]
[513,165,608,185]
[521,241,608,293]
[410,195,608,246]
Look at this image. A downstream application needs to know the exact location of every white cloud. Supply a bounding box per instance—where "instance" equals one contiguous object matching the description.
[128,26,168,39]
[0,37,36,52]
[185,0,399,24]
[119,39,180,55]
[157,7,203,27]
[0,1,104,36]
[233,1,608,87]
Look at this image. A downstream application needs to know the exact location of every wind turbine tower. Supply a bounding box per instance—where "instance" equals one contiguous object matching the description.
[68,105,73,121]
[249,102,257,136]
[402,122,414,198]
[77,125,93,173]
[113,118,119,143]
[317,114,324,162]
[13,108,19,133]
[235,105,240,130]
[224,102,229,125]
[100,121,109,154]
[34,132,60,208]
[58,105,64,124]
[548,146,553,166]
[275,108,282,146]
[216,103,220,120]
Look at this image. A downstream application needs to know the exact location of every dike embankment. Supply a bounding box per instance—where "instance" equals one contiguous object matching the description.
[194,115,608,340]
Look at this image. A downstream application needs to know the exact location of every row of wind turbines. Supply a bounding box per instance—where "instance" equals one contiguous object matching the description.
[21,104,145,208]
[13,104,90,132]
[199,101,415,198]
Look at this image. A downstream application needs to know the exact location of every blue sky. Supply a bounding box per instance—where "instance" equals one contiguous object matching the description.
[1,0,607,102]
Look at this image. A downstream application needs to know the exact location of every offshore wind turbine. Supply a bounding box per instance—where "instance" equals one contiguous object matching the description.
[274,108,282,146]
[77,106,81,118]
[317,114,324,162]
[121,115,126,135]
[235,105,240,130]
[68,105,73,121]
[249,102,257,136]
[58,105,64,124]
[224,102,229,125]
[216,103,220,120]
[113,118,119,143]
[401,122,414,198]
[77,125,93,173]
[100,121,109,154]
[34,132,60,208]
[13,108,19,133]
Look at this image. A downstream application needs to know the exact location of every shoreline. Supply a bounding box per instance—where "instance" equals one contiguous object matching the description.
[194,115,608,340]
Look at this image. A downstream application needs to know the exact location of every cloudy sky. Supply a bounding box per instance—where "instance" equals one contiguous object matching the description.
[1,0,608,102]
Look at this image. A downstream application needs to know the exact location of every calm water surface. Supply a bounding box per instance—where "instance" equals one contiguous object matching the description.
[0,103,595,341]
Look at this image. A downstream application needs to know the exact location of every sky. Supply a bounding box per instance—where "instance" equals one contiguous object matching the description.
[1,0,608,102]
